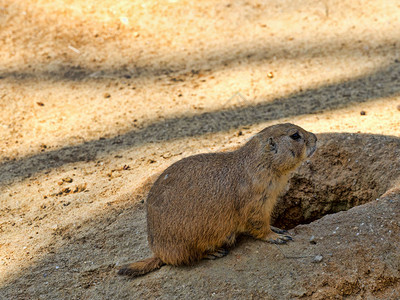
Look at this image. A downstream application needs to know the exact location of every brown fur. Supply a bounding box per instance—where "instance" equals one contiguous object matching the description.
[117,257,164,276]
[118,123,317,277]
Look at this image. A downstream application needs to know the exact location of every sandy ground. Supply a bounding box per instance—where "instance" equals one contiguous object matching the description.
[1,0,400,299]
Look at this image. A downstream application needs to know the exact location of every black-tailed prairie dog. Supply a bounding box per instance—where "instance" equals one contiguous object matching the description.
[118,123,317,277]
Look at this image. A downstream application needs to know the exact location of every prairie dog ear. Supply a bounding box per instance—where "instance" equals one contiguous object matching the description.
[268,137,277,153]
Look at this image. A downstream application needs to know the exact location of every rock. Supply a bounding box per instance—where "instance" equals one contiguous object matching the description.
[272,133,400,229]
[161,152,173,159]
[62,177,73,183]
[309,235,316,244]
[312,254,323,263]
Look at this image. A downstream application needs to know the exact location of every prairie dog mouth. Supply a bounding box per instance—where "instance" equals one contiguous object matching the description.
[307,146,317,158]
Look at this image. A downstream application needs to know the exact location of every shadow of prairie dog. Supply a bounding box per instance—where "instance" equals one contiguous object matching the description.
[118,123,317,277]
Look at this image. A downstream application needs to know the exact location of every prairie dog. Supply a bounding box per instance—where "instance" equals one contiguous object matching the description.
[118,123,317,277]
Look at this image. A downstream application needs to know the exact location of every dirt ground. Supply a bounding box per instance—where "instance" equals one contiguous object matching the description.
[1,0,400,299]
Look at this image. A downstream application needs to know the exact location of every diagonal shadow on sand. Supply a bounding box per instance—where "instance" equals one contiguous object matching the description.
[1,61,400,187]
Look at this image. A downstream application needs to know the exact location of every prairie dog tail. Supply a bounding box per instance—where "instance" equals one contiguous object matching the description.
[117,256,165,277]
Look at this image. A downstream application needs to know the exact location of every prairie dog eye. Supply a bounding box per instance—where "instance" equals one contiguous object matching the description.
[290,132,301,140]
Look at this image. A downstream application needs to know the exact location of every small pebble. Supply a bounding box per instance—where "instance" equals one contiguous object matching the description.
[104,93,111,98]
[309,235,316,244]
[267,72,274,79]
[161,152,173,159]
[62,177,73,183]
[360,110,366,116]
[313,255,323,263]
[120,17,129,25]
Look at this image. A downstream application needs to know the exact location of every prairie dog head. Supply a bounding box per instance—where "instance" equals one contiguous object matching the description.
[255,123,317,173]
